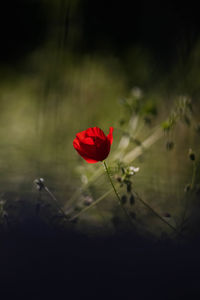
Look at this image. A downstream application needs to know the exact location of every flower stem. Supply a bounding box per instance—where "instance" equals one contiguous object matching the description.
[133,191,177,233]
[69,189,112,222]
[103,161,178,234]
[181,161,197,231]
[103,161,133,224]
[191,161,197,190]
[44,186,68,219]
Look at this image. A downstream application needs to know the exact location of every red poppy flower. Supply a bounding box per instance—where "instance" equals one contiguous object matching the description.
[73,127,114,163]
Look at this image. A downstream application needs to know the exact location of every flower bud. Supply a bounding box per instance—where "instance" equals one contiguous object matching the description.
[129,194,135,205]
[166,141,174,151]
[73,127,113,163]
[115,176,122,183]
[121,195,127,205]
[188,148,195,161]
[184,183,191,193]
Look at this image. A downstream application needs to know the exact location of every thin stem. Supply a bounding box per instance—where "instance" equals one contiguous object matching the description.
[133,191,177,233]
[69,189,112,222]
[180,161,197,231]
[103,161,133,224]
[44,186,68,220]
[67,127,163,206]
[191,161,197,190]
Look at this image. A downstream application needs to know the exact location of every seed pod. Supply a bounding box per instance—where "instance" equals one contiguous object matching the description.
[129,194,135,205]
[127,182,132,193]
[116,176,122,183]
[166,141,174,151]
[188,148,195,161]
[184,183,191,193]
[121,195,127,205]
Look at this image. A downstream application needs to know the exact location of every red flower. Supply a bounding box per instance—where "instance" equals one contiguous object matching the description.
[73,127,113,163]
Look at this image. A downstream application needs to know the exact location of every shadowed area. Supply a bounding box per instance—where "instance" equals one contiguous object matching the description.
[1,214,200,299]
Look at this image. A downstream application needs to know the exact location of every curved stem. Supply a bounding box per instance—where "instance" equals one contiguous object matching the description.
[69,190,112,222]
[133,191,177,233]
[103,161,133,224]
[104,161,178,233]
[44,186,68,220]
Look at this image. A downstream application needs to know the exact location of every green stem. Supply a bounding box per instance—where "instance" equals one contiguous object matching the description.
[181,161,197,232]
[191,161,197,190]
[69,190,112,222]
[133,191,177,233]
[104,161,177,233]
[44,186,68,220]
[69,160,179,234]
[103,161,133,224]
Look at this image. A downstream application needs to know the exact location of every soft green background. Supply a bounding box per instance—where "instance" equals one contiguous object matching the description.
[0,0,200,237]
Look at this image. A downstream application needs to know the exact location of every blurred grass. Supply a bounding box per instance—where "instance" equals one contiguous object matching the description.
[0,52,127,195]
[0,12,200,236]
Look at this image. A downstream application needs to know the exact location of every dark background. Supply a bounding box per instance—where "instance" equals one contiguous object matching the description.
[1,0,200,68]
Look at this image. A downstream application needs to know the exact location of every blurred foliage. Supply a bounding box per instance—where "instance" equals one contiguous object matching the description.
[0,0,200,238]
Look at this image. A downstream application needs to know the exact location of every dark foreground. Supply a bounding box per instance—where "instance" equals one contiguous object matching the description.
[1,220,200,300]
[0,191,200,300]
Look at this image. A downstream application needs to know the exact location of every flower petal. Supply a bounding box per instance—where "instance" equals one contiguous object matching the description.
[75,147,99,163]
[73,138,99,162]
[73,127,113,163]
[82,137,95,145]
[107,127,114,145]
[86,127,106,140]
[73,138,81,150]
[79,155,99,163]
[76,130,87,142]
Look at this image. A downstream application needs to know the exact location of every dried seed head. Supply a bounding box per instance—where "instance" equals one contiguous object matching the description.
[188,148,195,161]
[184,183,191,193]
[34,178,45,191]
[121,195,127,205]
[129,194,135,205]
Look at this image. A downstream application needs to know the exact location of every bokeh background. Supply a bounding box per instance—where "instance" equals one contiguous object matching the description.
[1,1,200,299]
[0,0,200,238]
